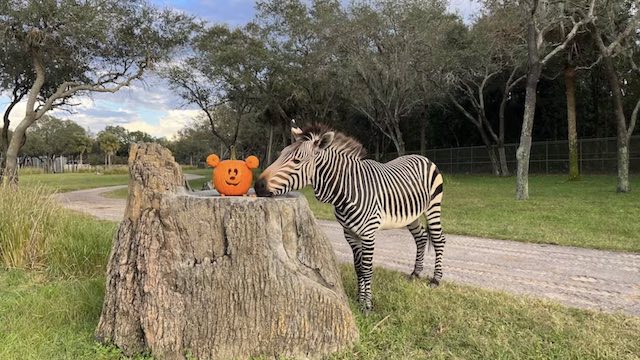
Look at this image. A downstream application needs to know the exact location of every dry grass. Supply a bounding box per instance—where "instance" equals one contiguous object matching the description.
[0,185,59,269]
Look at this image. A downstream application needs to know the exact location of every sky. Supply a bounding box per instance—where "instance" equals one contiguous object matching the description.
[1,0,481,140]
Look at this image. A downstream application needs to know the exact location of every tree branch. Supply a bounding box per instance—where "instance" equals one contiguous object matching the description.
[540,0,596,65]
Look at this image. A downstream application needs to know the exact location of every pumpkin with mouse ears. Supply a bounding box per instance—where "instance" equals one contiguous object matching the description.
[206,154,259,196]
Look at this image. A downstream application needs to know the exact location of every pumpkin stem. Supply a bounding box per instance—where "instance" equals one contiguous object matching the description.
[229,145,237,160]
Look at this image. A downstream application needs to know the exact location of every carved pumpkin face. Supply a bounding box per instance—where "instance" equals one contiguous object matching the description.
[206,154,259,196]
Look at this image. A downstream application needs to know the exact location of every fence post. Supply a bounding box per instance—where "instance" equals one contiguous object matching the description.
[579,140,583,174]
[450,147,454,173]
[545,141,549,174]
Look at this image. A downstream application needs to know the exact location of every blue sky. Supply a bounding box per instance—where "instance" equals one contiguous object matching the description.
[1,0,481,139]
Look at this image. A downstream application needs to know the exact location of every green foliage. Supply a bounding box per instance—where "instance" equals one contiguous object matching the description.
[21,115,92,157]
[97,132,119,156]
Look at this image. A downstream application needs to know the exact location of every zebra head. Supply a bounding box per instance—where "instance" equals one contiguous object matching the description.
[255,125,335,197]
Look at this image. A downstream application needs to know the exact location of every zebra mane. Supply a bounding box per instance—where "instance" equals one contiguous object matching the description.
[300,124,367,159]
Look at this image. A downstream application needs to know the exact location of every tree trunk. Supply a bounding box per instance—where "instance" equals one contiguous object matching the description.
[565,65,580,181]
[475,124,500,176]
[1,99,18,180]
[391,119,405,157]
[617,138,630,192]
[420,121,426,156]
[96,143,359,360]
[591,69,604,138]
[266,123,274,165]
[602,55,630,192]
[516,27,543,200]
[497,144,509,176]
[2,113,35,187]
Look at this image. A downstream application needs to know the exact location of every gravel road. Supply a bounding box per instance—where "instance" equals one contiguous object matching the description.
[57,186,640,316]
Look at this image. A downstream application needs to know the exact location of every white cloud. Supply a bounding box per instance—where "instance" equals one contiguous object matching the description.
[123,109,201,139]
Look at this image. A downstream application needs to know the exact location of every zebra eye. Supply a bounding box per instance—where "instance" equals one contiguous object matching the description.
[292,158,302,165]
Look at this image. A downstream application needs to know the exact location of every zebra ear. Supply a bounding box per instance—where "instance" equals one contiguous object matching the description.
[291,126,303,141]
[317,131,335,150]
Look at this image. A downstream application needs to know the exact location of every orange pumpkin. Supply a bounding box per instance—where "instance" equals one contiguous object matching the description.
[206,154,259,196]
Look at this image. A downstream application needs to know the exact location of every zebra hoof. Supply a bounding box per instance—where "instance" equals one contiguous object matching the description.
[360,305,373,316]
[408,272,421,281]
[428,279,440,288]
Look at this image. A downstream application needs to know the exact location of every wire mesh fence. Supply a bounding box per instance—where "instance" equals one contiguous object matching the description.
[384,136,640,175]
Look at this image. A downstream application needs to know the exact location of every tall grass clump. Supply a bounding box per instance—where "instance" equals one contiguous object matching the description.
[0,185,59,269]
[0,185,115,277]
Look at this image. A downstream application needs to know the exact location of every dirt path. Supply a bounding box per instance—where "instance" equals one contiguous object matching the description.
[57,188,640,317]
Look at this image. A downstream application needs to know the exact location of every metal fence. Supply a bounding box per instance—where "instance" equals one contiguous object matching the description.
[386,136,640,174]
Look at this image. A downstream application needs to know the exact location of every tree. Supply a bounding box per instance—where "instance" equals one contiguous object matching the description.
[19,115,90,172]
[342,0,433,156]
[0,16,80,178]
[588,2,640,192]
[165,23,271,159]
[511,0,596,199]
[0,0,194,186]
[256,0,348,125]
[97,131,119,167]
[438,11,526,176]
[128,130,155,144]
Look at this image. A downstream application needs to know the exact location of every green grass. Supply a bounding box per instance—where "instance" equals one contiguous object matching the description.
[2,182,639,359]
[443,175,640,252]
[2,264,639,360]
[20,169,211,194]
[331,268,640,359]
[20,173,129,192]
[102,187,129,199]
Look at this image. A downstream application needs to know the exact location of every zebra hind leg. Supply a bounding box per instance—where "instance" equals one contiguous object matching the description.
[426,210,446,288]
[407,218,430,279]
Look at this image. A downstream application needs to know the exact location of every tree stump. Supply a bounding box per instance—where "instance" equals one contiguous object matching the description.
[95,143,358,360]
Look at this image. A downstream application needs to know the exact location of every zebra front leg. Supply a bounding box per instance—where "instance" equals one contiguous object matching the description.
[407,218,430,279]
[343,230,365,303]
[358,232,376,313]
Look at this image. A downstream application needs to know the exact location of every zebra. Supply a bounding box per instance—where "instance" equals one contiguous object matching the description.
[255,124,445,312]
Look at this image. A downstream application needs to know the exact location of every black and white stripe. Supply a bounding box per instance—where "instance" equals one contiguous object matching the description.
[256,125,446,311]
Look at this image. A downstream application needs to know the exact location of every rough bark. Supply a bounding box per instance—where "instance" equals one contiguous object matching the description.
[599,49,630,192]
[516,14,544,200]
[565,65,580,181]
[266,123,274,165]
[96,143,358,360]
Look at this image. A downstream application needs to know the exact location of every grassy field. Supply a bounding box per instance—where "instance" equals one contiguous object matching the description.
[21,173,129,192]
[2,264,639,360]
[101,174,640,252]
[303,175,640,252]
[2,177,639,359]
[21,168,212,194]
